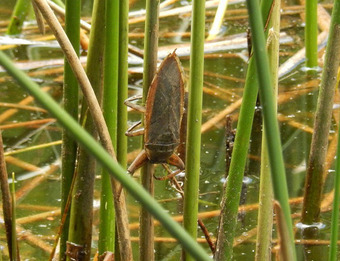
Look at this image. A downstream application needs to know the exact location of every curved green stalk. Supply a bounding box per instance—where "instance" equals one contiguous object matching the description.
[60,0,80,259]
[0,50,212,261]
[305,0,318,68]
[7,0,30,35]
[182,0,205,260]
[98,0,120,254]
[246,0,296,260]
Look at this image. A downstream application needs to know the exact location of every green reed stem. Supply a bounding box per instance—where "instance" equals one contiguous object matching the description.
[10,173,17,261]
[101,0,133,258]
[330,74,340,261]
[255,0,280,259]
[0,50,211,261]
[7,0,30,35]
[117,0,129,168]
[327,7,340,261]
[140,0,159,260]
[302,2,340,230]
[59,0,80,259]
[117,0,129,169]
[182,0,205,260]
[246,0,296,260]
[67,0,106,259]
[221,1,274,259]
[305,0,318,68]
[98,0,120,254]
[115,2,130,257]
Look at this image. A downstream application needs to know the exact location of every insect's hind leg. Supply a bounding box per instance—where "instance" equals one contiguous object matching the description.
[127,149,149,174]
[154,164,183,181]
[117,149,148,198]
[124,95,146,113]
[167,153,185,170]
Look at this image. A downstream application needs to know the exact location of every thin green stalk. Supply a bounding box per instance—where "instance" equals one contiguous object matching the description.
[116,1,134,260]
[221,1,274,259]
[98,0,119,254]
[7,0,30,35]
[0,50,211,261]
[182,0,205,260]
[116,1,127,257]
[330,58,340,261]
[67,0,106,259]
[255,137,273,261]
[301,1,340,229]
[60,0,80,259]
[10,173,17,261]
[305,0,318,68]
[255,1,280,259]
[246,0,296,260]
[222,59,259,261]
[117,0,129,168]
[140,0,159,259]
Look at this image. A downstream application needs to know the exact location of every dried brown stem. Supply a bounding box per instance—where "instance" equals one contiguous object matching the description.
[15,163,59,201]
[0,118,56,130]
[0,87,50,124]
[0,132,17,260]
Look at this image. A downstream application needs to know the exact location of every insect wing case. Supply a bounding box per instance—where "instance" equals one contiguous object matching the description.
[144,52,185,163]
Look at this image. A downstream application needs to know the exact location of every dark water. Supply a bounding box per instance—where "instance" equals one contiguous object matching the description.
[0,1,337,260]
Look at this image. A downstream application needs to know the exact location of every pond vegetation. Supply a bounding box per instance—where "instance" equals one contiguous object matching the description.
[0,0,340,260]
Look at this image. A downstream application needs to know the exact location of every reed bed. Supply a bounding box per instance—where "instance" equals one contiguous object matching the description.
[0,1,339,260]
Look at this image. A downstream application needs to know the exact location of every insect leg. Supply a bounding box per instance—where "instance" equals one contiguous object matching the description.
[124,95,146,113]
[127,149,149,174]
[167,153,185,170]
[125,120,145,137]
[117,149,149,198]
[154,164,182,180]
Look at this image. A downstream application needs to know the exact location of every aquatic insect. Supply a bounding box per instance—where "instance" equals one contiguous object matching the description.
[125,50,185,174]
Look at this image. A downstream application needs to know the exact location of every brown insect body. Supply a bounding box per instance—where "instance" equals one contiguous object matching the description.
[125,51,185,174]
[144,52,184,163]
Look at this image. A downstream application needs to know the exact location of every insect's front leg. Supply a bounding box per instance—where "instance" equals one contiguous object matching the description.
[125,120,145,137]
[124,95,146,113]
